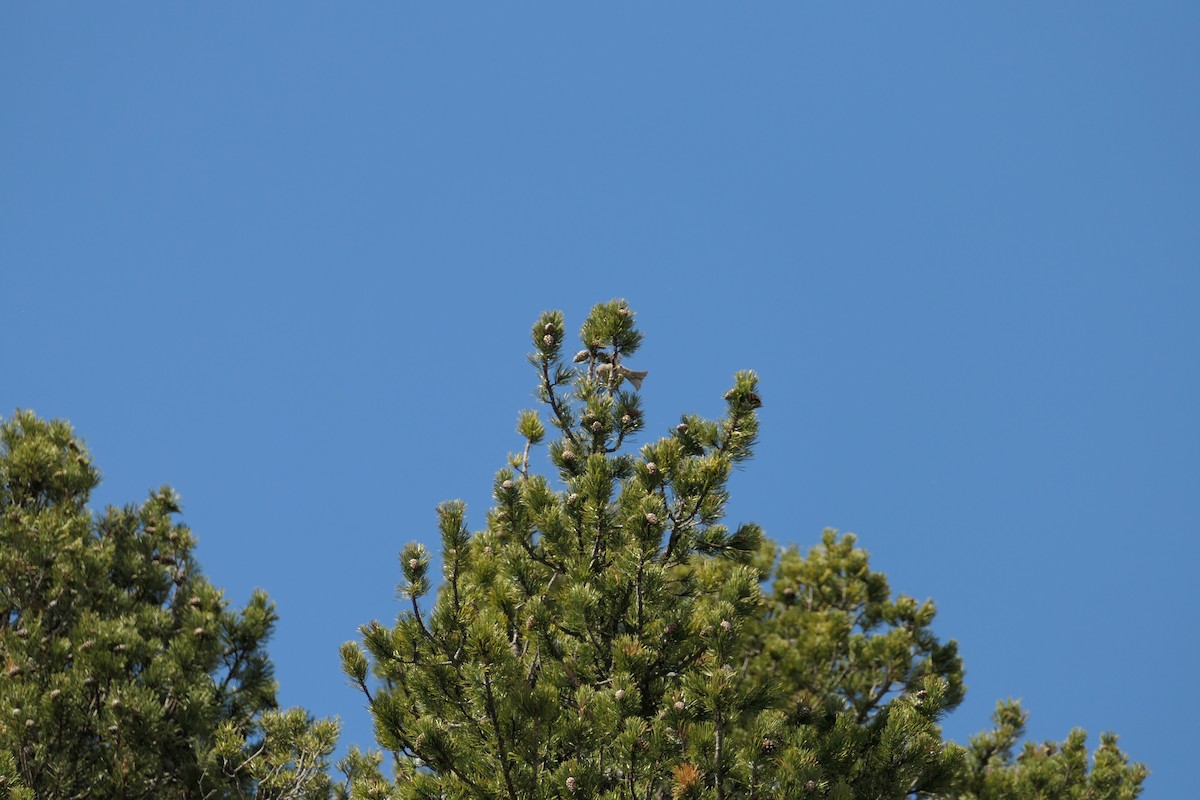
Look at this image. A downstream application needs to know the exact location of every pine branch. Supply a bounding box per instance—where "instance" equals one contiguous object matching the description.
[540,359,580,450]
[482,671,519,800]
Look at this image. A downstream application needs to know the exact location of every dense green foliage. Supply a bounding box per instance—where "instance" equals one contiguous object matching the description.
[0,303,1148,799]
[957,701,1146,800]
[0,411,337,800]
[340,301,1147,800]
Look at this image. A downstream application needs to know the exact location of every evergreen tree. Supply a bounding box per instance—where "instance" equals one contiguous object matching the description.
[340,301,1146,799]
[955,701,1147,800]
[0,411,338,800]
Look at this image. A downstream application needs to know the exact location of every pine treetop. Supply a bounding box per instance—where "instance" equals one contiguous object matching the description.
[339,301,1146,800]
[0,410,339,800]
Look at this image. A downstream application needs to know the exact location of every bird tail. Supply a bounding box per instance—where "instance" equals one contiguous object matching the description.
[621,368,648,390]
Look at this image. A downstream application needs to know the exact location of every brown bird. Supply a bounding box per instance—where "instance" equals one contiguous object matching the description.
[596,363,648,390]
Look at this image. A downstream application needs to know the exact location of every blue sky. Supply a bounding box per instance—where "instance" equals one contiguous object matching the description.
[3,4,1196,795]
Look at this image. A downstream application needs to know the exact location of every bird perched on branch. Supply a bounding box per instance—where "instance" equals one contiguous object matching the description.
[596,362,648,390]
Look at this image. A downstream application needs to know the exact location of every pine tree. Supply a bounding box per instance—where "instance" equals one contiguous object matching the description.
[339,301,1146,799]
[0,411,338,800]
[955,700,1147,800]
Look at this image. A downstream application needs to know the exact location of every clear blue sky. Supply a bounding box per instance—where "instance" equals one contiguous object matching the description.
[4,4,1196,795]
